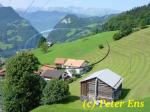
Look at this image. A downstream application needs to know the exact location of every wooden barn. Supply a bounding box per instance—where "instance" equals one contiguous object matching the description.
[80,69,123,101]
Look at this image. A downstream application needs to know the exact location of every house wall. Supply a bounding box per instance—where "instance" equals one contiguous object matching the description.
[65,62,88,77]
[81,79,122,101]
[55,64,64,68]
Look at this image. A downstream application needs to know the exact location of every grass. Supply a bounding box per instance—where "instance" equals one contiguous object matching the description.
[33,31,115,64]
[32,27,150,112]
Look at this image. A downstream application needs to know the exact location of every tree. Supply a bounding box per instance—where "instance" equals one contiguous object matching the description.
[41,79,70,104]
[41,42,49,53]
[3,52,46,112]
[38,37,47,48]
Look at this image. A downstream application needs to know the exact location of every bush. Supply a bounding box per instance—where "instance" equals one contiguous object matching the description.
[113,27,133,41]
[98,44,104,49]
[113,32,122,40]
[66,78,74,84]
[140,25,148,29]
[41,79,70,104]
[72,77,78,82]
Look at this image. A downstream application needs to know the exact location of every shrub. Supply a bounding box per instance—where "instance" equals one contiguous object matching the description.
[41,79,70,104]
[140,25,148,29]
[98,44,104,49]
[113,32,122,40]
[66,78,74,84]
[113,27,133,41]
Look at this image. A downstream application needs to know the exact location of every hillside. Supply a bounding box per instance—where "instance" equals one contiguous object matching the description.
[103,3,150,31]
[32,27,150,112]
[0,7,41,57]
[47,14,113,42]
[33,31,116,63]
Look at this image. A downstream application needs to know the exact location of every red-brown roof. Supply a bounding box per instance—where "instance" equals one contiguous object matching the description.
[40,65,56,71]
[54,58,66,65]
[64,59,86,67]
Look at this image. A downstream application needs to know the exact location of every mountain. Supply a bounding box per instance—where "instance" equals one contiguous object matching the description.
[19,11,67,32]
[54,14,105,28]
[47,14,114,42]
[0,7,41,57]
[46,7,121,17]
[18,7,120,33]
[102,3,150,31]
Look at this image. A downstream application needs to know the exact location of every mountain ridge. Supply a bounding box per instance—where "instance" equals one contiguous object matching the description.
[0,7,41,57]
[47,14,114,43]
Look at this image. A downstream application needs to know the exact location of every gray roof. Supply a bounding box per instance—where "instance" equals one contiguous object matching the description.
[41,70,62,79]
[81,69,123,89]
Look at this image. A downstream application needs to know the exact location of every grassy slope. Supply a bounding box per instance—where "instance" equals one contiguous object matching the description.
[32,31,115,64]
[32,28,150,112]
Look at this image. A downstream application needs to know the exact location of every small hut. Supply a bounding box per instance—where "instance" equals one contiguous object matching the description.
[80,69,123,101]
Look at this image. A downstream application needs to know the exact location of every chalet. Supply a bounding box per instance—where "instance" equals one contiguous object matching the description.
[40,70,63,81]
[80,69,123,101]
[64,59,88,77]
[39,65,56,73]
[54,58,66,68]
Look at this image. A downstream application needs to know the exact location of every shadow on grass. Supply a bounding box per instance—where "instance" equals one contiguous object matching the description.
[120,88,131,100]
[61,95,80,104]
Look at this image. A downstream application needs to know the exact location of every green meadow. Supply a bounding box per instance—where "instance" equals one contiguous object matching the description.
[32,27,150,112]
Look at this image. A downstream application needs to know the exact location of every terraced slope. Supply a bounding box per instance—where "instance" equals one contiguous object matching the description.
[33,31,116,64]
[32,27,150,112]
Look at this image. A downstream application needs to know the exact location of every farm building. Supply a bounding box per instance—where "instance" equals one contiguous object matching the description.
[80,69,123,101]
[54,58,66,68]
[64,59,89,77]
[39,65,56,73]
[40,69,63,81]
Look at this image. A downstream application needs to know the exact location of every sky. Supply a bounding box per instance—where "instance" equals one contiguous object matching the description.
[0,0,150,11]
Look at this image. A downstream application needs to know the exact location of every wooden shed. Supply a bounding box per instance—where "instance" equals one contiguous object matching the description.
[80,69,123,101]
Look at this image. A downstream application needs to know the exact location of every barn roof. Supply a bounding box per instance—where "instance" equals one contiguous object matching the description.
[80,69,123,89]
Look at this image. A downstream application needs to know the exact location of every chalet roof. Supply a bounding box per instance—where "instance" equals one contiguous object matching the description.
[41,70,63,79]
[40,65,55,71]
[64,59,86,67]
[54,58,66,65]
[81,69,123,89]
